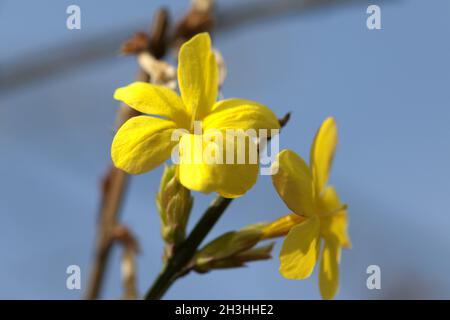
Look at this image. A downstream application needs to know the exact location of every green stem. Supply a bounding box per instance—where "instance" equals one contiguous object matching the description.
[144,196,232,300]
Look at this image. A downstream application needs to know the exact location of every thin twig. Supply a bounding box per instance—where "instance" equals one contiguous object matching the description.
[112,225,140,300]
[85,164,133,299]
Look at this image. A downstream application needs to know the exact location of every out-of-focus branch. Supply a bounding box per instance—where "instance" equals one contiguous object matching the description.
[121,244,138,300]
[85,164,132,300]
[84,9,169,300]
[112,225,140,300]
[0,0,366,94]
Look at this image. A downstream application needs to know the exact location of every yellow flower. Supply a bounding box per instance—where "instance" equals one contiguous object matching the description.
[262,117,351,299]
[111,33,280,198]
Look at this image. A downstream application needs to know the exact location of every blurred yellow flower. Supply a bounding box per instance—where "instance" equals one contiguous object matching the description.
[111,33,280,198]
[262,117,351,299]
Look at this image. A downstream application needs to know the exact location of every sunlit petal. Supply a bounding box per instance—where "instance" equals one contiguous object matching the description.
[204,98,280,136]
[319,239,341,300]
[178,132,259,198]
[111,116,178,174]
[178,33,218,120]
[271,149,315,217]
[319,187,351,248]
[279,216,320,279]
[114,82,190,128]
[310,117,337,196]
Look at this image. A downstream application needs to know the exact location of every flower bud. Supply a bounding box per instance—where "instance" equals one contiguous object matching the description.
[194,243,274,272]
[193,223,274,272]
[157,165,193,260]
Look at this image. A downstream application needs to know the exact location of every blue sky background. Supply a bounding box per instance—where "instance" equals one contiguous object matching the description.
[1,0,450,299]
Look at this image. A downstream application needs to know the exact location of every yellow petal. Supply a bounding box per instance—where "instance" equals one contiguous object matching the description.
[319,239,341,300]
[279,216,320,279]
[261,213,304,240]
[319,187,351,248]
[114,82,190,128]
[310,117,338,196]
[271,149,315,217]
[203,98,280,136]
[178,33,218,121]
[111,116,178,174]
[178,132,258,198]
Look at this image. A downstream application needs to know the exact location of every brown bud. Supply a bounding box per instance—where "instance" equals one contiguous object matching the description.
[121,32,151,55]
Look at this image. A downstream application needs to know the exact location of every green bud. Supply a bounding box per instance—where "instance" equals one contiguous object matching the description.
[157,164,193,260]
[193,223,272,273]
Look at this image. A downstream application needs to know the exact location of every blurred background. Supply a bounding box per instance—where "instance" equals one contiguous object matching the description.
[1,0,450,299]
